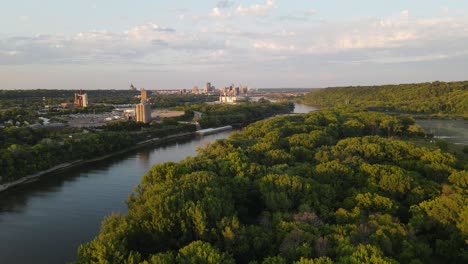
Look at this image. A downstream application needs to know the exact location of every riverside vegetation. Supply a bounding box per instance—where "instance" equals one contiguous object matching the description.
[0,122,195,184]
[181,100,295,128]
[0,101,292,185]
[0,90,218,126]
[304,81,468,117]
[75,109,467,263]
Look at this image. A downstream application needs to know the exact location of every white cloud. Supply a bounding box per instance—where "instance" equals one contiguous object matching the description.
[125,22,176,43]
[2,9,468,71]
[0,22,226,65]
[333,30,416,50]
[254,41,295,52]
[0,50,19,56]
[279,9,317,21]
[210,7,222,17]
[210,7,232,18]
[208,49,226,60]
[236,0,276,16]
[401,10,409,19]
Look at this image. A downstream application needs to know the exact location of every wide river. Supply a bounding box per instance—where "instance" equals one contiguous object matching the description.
[0,104,318,264]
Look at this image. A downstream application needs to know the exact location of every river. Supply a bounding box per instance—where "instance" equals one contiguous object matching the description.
[293,103,319,114]
[416,119,468,145]
[0,103,317,264]
[0,132,233,264]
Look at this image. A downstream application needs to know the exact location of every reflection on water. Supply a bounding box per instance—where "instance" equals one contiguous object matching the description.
[416,119,468,145]
[0,131,232,264]
[294,103,319,114]
[0,103,319,264]
[138,151,150,168]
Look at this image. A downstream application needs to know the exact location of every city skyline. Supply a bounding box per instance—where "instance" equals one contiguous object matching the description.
[2,0,468,89]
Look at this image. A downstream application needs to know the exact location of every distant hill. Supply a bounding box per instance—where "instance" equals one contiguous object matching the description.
[304,81,468,116]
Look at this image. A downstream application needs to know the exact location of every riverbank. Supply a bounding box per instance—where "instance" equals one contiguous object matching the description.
[0,129,235,264]
[0,102,302,193]
[0,131,196,193]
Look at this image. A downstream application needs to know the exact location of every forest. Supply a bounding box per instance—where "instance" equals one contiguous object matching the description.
[149,94,218,108]
[0,89,217,108]
[0,89,141,108]
[75,109,467,263]
[186,100,294,128]
[303,81,468,116]
[0,123,195,184]
[0,102,291,185]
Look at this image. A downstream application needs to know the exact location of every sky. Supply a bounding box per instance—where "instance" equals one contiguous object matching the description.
[1,0,468,90]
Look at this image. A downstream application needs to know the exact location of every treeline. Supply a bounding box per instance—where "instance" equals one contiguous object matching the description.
[0,89,141,107]
[0,90,218,127]
[188,101,294,128]
[0,101,291,184]
[0,131,137,183]
[0,107,38,125]
[0,122,195,184]
[0,104,115,129]
[149,94,218,108]
[75,109,467,263]
[304,81,468,116]
[0,90,218,109]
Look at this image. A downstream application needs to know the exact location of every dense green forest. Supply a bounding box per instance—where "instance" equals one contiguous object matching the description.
[184,101,294,128]
[304,81,468,116]
[0,89,140,107]
[0,102,292,185]
[149,94,218,108]
[75,109,467,263]
[0,123,195,184]
[0,89,217,108]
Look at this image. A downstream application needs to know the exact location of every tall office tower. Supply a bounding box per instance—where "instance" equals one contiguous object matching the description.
[81,93,88,107]
[135,102,152,123]
[205,82,211,92]
[74,91,88,107]
[140,89,148,103]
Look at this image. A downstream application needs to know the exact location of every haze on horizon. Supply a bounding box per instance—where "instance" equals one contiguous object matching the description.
[1,0,468,90]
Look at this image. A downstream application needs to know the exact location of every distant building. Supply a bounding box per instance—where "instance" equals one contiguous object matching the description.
[61,102,76,109]
[192,86,199,94]
[123,109,136,120]
[219,83,250,104]
[219,95,240,103]
[135,89,151,123]
[203,82,218,93]
[130,83,137,91]
[74,91,88,107]
[135,103,152,123]
[140,89,148,102]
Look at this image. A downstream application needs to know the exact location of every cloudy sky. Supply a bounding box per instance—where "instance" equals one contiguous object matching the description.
[1,0,468,89]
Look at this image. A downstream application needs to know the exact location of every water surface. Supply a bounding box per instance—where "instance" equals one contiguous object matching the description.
[0,103,316,264]
[0,132,232,264]
[416,119,467,145]
[294,103,319,114]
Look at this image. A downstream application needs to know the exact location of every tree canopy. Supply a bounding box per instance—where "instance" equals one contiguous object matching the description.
[75,109,467,263]
[303,81,468,116]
